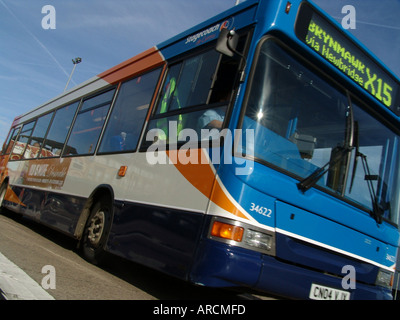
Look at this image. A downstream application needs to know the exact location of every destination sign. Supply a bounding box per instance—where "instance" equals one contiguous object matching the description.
[295,4,400,115]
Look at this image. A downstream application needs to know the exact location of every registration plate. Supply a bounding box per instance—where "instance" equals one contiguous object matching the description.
[309,283,350,300]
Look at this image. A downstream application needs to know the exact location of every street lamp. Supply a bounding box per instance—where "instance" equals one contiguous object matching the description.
[64,57,82,92]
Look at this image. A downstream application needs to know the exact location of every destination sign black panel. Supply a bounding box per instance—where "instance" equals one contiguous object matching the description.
[295,3,400,115]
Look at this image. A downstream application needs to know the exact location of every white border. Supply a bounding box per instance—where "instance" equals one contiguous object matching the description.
[276,228,396,272]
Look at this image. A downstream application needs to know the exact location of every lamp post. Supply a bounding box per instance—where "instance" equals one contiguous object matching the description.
[64,57,82,92]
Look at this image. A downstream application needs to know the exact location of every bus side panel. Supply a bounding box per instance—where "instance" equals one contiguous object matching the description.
[107,201,205,280]
[3,185,86,237]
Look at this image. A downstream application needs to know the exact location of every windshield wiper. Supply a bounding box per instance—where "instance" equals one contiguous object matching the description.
[297,145,353,192]
[358,153,384,224]
[349,121,384,224]
[348,121,360,193]
[298,102,354,193]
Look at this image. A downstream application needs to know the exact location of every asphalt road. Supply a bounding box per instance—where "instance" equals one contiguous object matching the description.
[0,209,274,300]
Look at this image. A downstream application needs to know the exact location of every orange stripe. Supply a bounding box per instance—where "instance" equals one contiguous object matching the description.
[167,149,215,199]
[167,149,248,220]
[209,180,248,220]
[5,186,26,207]
[98,47,165,85]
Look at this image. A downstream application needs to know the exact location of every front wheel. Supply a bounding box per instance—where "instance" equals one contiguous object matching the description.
[82,199,112,265]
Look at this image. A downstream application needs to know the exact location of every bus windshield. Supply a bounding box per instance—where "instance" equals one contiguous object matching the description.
[241,39,400,224]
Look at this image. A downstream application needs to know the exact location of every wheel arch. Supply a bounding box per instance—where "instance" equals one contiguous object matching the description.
[74,184,115,240]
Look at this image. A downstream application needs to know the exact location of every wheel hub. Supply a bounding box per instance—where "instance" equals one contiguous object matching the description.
[87,210,105,246]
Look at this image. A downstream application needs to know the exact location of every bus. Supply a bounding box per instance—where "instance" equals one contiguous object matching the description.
[0,0,399,300]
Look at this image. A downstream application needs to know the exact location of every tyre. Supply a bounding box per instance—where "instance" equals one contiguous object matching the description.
[0,183,7,212]
[82,199,112,265]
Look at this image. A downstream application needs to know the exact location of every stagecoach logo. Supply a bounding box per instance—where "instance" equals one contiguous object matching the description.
[24,158,71,189]
[185,17,235,46]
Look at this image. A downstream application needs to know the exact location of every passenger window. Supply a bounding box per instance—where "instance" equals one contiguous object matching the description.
[11,121,35,160]
[156,50,220,114]
[2,126,19,155]
[98,68,161,153]
[41,101,79,157]
[157,64,181,115]
[80,89,115,112]
[23,112,54,159]
[64,89,115,156]
[145,46,242,147]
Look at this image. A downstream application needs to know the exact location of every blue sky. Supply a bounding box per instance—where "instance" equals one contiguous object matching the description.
[0,0,399,145]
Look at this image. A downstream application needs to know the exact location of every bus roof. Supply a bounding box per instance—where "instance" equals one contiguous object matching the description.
[156,0,259,58]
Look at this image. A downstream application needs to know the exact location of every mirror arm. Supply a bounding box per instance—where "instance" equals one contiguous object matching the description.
[216,29,247,82]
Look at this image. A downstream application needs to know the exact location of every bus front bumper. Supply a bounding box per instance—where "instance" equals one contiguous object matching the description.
[190,239,393,300]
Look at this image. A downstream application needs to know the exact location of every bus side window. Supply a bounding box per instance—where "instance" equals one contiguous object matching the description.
[98,68,162,154]
[10,121,35,160]
[208,54,241,104]
[2,126,19,155]
[144,42,244,146]
[64,89,115,156]
[41,102,79,157]
[23,112,54,159]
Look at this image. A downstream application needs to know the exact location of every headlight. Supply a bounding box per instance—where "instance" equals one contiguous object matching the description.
[208,217,275,255]
[243,229,273,251]
[375,269,394,289]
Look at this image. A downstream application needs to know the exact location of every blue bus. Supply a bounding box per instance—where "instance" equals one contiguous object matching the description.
[0,0,399,300]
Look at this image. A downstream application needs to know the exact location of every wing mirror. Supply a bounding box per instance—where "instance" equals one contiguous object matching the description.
[216,28,240,57]
[216,29,247,82]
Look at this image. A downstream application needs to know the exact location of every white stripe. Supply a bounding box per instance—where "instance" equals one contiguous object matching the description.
[0,252,54,300]
[276,228,395,272]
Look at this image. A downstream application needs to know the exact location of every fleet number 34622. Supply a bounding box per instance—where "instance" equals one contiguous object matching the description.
[249,203,272,217]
